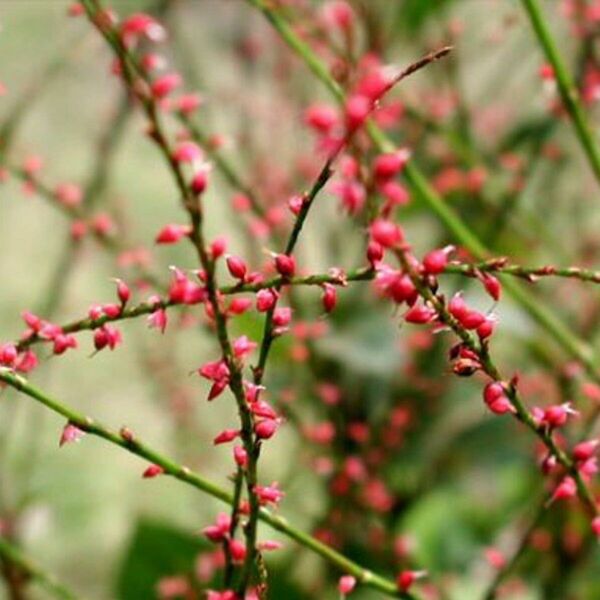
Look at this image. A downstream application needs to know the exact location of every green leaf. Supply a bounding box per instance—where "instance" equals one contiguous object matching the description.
[392,0,456,35]
[115,519,209,599]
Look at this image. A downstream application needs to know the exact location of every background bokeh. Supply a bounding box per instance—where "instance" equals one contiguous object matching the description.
[1,1,600,599]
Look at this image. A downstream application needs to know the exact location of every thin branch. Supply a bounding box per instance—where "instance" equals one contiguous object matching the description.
[395,248,599,518]
[445,260,600,285]
[79,1,273,593]
[245,0,600,386]
[519,0,600,189]
[0,536,78,600]
[18,251,600,352]
[0,370,410,599]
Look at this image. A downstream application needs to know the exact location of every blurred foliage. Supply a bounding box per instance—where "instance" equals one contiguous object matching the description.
[0,0,600,599]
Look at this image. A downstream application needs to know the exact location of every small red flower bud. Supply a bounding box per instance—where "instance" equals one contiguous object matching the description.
[142,464,164,478]
[151,72,182,98]
[483,382,505,405]
[53,334,78,355]
[321,284,337,313]
[91,213,115,237]
[213,429,240,445]
[155,224,191,244]
[174,93,203,115]
[59,423,84,447]
[338,575,357,595]
[210,236,227,259]
[120,13,165,44]
[449,293,468,320]
[173,141,202,164]
[373,149,410,180]
[304,103,338,134]
[254,482,284,505]
[54,182,83,207]
[250,400,278,420]
[483,381,514,415]
[232,193,251,212]
[114,278,131,305]
[23,154,43,176]
[542,403,578,428]
[0,343,17,366]
[482,274,502,301]
[345,94,371,131]
[256,288,278,312]
[14,350,38,373]
[254,418,278,439]
[102,303,121,318]
[331,180,366,215]
[147,308,167,333]
[366,241,384,265]
[22,311,43,332]
[94,328,109,351]
[550,476,577,502]
[404,304,436,324]
[422,247,453,275]
[202,513,231,543]
[288,194,304,215]
[229,539,247,562]
[379,180,410,208]
[258,540,283,551]
[226,255,247,280]
[477,317,496,340]
[452,357,481,377]
[233,335,257,358]
[396,570,426,592]
[458,310,486,330]
[233,445,248,468]
[539,63,555,81]
[273,253,296,278]
[94,325,122,351]
[369,219,403,248]
[228,298,252,315]
[272,307,292,328]
[573,439,599,462]
[578,457,597,478]
[541,453,558,475]
[191,166,210,194]
[322,1,354,31]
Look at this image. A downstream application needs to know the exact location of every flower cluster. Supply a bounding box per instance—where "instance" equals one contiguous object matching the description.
[1,1,600,600]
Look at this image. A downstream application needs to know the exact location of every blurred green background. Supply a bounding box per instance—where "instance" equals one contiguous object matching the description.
[1,1,600,599]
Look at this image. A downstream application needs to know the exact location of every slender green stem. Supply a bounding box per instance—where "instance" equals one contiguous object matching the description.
[245,0,600,385]
[445,261,600,284]
[0,370,409,599]
[79,2,266,593]
[19,252,600,354]
[519,0,600,188]
[238,43,453,587]
[15,299,172,352]
[252,158,335,385]
[0,536,78,600]
[395,249,598,518]
[222,266,375,294]
[14,268,376,352]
